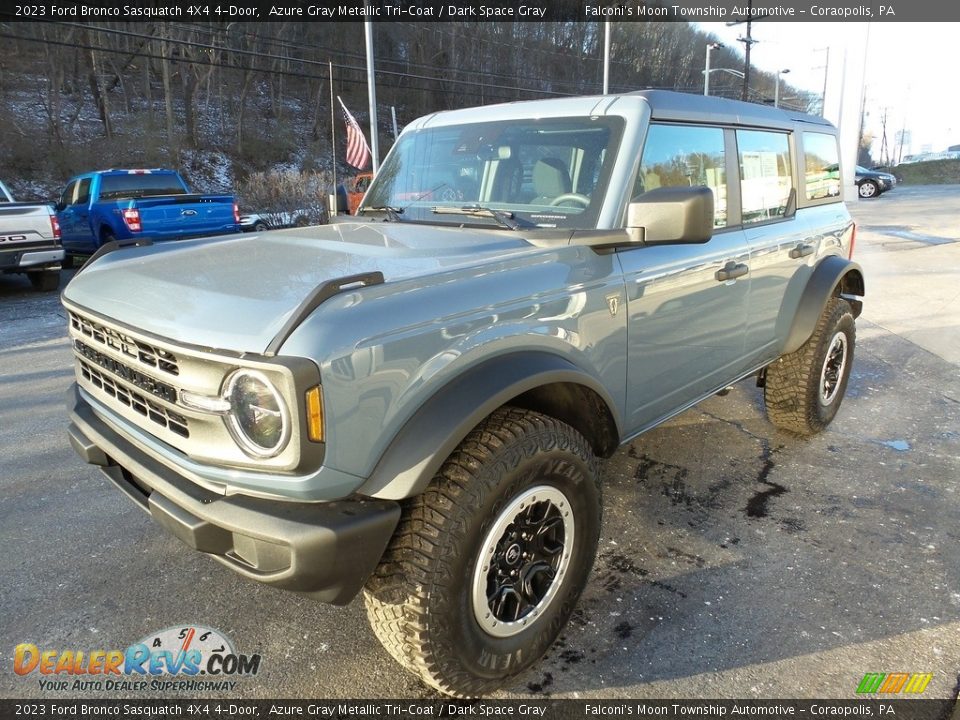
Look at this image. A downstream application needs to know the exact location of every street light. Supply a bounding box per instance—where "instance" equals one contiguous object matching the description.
[774,68,791,108]
[704,42,724,96]
[813,47,830,115]
[703,67,745,98]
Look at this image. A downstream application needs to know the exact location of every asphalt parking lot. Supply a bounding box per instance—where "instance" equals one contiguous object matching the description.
[1,185,958,701]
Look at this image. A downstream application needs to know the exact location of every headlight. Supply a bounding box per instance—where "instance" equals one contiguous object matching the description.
[223,369,290,458]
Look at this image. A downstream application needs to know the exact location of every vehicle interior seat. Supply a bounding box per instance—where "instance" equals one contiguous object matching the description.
[532,158,571,204]
[489,157,523,202]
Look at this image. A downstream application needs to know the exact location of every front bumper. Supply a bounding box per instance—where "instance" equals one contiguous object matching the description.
[67,384,400,605]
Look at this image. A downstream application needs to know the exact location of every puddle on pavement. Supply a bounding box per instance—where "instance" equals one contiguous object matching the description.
[881,439,911,451]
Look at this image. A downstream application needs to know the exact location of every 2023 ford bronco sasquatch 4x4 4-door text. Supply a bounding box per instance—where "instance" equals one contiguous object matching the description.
[64,91,863,696]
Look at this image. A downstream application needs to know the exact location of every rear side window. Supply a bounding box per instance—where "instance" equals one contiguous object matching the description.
[99,174,187,200]
[803,132,841,200]
[737,130,793,224]
[636,124,727,228]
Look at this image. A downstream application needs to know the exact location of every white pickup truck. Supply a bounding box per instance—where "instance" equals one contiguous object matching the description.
[0,180,64,291]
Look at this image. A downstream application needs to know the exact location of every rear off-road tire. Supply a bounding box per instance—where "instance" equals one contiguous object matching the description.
[764,297,856,435]
[363,406,602,697]
[28,269,60,292]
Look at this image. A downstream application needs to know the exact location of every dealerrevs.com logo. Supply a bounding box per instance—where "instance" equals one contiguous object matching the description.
[14,625,261,693]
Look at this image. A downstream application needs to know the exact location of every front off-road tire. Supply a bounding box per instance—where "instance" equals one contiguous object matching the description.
[764,297,856,435]
[363,407,602,697]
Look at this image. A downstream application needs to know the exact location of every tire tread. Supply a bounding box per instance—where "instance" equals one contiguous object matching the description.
[764,296,855,435]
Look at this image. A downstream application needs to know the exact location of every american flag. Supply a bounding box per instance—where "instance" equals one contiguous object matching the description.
[338,96,371,170]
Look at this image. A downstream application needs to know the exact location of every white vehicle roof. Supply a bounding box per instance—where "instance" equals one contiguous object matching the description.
[405,90,833,133]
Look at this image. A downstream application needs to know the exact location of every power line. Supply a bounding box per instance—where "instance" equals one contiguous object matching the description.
[166,20,605,94]
[51,21,584,98]
[1,31,566,109]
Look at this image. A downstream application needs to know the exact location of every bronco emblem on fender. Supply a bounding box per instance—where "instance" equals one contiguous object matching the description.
[606,292,620,317]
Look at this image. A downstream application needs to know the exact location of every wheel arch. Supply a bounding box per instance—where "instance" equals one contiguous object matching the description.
[98,221,117,245]
[357,352,622,501]
[782,255,864,356]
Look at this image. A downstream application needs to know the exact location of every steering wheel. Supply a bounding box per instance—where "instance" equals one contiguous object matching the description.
[548,193,590,208]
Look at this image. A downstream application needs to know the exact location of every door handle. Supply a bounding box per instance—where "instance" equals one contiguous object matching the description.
[715,261,748,282]
[789,243,815,259]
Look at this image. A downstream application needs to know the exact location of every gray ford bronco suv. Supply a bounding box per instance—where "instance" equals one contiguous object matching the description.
[64,91,862,696]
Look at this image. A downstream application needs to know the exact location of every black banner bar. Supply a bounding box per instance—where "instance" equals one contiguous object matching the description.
[0,699,957,720]
[1,0,959,23]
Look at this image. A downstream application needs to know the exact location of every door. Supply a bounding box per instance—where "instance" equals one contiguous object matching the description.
[736,129,811,365]
[620,123,752,434]
[620,231,751,433]
[57,180,79,250]
[59,178,95,252]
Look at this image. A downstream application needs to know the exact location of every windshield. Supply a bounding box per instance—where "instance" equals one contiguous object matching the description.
[363,116,624,229]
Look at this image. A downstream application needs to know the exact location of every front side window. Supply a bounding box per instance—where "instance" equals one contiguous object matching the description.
[363,116,624,229]
[635,124,727,228]
[75,178,92,205]
[60,181,77,208]
[738,130,793,224]
[803,132,841,201]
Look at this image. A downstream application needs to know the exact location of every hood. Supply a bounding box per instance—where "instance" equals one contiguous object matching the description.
[62,220,540,354]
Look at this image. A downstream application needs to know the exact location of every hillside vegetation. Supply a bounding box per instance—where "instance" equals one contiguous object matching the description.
[894,160,960,185]
[2,21,816,200]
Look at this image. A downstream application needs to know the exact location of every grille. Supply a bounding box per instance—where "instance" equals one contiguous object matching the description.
[75,339,178,404]
[69,311,179,376]
[79,358,190,438]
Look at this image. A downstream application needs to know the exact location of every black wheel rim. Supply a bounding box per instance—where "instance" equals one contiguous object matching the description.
[819,331,848,405]
[472,485,574,638]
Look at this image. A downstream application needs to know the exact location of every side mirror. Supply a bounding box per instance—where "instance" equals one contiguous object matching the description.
[627,186,715,245]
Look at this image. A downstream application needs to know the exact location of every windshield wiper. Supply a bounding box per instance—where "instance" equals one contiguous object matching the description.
[357,205,404,222]
[431,205,519,230]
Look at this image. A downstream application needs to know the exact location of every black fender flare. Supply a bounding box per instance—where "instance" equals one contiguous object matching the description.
[357,352,622,500]
[783,255,865,355]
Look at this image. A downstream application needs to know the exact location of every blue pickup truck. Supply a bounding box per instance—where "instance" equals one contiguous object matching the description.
[55,169,239,259]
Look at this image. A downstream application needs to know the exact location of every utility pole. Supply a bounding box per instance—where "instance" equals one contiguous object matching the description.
[727,5,758,102]
[603,21,611,94]
[856,80,868,166]
[879,108,889,166]
[739,1,756,100]
[329,61,337,216]
[364,9,379,173]
[819,47,830,115]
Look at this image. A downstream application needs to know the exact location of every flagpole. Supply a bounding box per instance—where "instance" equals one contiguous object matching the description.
[328,60,337,216]
[364,9,379,173]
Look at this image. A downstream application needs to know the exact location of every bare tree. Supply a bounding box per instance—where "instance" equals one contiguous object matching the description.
[84,27,112,138]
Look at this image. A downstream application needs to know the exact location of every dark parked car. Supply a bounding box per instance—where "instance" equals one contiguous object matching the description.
[823,164,896,199]
[855,165,897,198]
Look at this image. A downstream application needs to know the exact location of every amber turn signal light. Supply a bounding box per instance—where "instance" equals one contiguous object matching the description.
[305,386,324,443]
